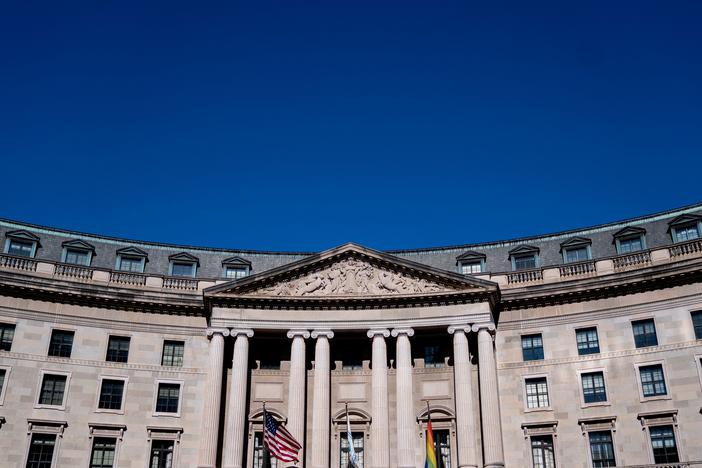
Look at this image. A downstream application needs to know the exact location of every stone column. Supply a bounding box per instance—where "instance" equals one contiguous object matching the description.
[472,323,504,468]
[286,329,309,467]
[448,325,478,468]
[367,329,391,468]
[391,327,415,468]
[310,330,334,468]
[223,329,254,468]
[198,328,230,468]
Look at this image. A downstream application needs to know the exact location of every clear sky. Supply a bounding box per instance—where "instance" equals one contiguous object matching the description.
[1,1,700,251]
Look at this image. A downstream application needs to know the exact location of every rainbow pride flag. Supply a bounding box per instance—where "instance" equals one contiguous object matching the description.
[425,413,438,468]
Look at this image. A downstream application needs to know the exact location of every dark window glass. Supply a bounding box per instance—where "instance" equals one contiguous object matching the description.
[8,239,34,257]
[26,433,56,468]
[39,374,66,406]
[531,435,555,468]
[522,334,544,361]
[253,432,278,468]
[565,246,589,263]
[48,330,74,358]
[639,364,667,397]
[90,437,116,468]
[589,431,616,467]
[582,372,607,403]
[65,249,90,266]
[692,311,702,340]
[675,224,700,242]
[525,377,550,408]
[618,236,643,253]
[0,369,6,396]
[341,357,363,370]
[650,425,679,463]
[161,341,184,367]
[424,345,443,368]
[118,256,143,272]
[171,262,194,277]
[514,254,537,271]
[421,429,451,468]
[106,336,130,363]
[98,379,125,410]
[632,319,658,348]
[155,383,180,413]
[340,431,365,468]
[149,440,174,468]
[0,323,15,351]
[576,327,600,355]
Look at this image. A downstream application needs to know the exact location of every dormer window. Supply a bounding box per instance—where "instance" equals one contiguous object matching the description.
[3,230,40,258]
[668,214,701,243]
[613,227,646,254]
[509,245,539,271]
[560,237,592,263]
[222,257,252,279]
[456,251,486,275]
[61,240,95,266]
[168,252,199,278]
[115,247,148,273]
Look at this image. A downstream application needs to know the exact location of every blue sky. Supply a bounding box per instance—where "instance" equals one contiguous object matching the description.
[1,1,700,251]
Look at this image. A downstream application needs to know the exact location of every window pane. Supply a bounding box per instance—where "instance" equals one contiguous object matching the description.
[632,319,658,348]
[253,432,278,468]
[226,267,248,279]
[0,369,5,396]
[106,336,130,363]
[531,435,555,468]
[576,327,600,355]
[118,256,143,272]
[619,236,643,253]
[460,262,482,274]
[65,249,90,266]
[48,330,74,358]
[692,311,702,340]
[162,341,184,367]
[640,365,667,397]
[39,375,67,406]
[156,383,180,413]
[98,379,125,410]
[0,323,15,351]
[582,372,607,403]
[90,437,116,468]
[589,431,616,467]
[514,254,537,270]
[424,345,443,368]
[340,431,365,468]
[676,224,700,242]
[525,377,550,408]
[26,433,56,468]
[150,440,175,468]
[522,334,544,361]
[650,425,679,463]
[8,240,34,257]
[565,246,589,263]
[171,262,194,277]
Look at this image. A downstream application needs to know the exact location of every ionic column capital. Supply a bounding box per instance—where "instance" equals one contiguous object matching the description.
[367,328,391,339]
[391,327,415,338]
[447,324,472,335]
[471,323,496,334]
[311,329,334,339]
[206,328,230,338]
[230,328,254,338]
[287,329,310,339]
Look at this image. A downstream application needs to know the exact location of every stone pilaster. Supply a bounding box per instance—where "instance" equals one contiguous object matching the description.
[367,329,391,468]
[223,329,254,468]
[198,328,230,468]
[448,325,478,468]
[391,327,415,468]
[286,329,309,466]
[310,329,334,468]
[472,323,504,468]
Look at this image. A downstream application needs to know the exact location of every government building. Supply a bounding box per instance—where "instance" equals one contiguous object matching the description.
[1,203,702,468]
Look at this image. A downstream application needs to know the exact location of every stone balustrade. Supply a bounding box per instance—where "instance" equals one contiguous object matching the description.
[612,250,652,271]
[669,238,702,258]
[559,260,596,278]
[0,254,38,272]
[109,271,147,286]
[507,268,543,285]
[163,277,199,290]
[54,263,93,280]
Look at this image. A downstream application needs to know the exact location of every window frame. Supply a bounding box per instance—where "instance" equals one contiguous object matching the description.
[224,265,250,279]
[152,379,184,417]
[0,365,11,406]
[523,374,552,412]
[422,344,444,368]
[4,238,38,258]
[61,247,92,266]
[47,328,75,359]
[512,253,538,271]
[0,321,16,352]
[88,424,126,468]
[459,259,484,275]
[105,335,131,363]
[339,430,365,468]
[161,340,185,367]
[146,427,183,468]
[95,375,128,414]
[34,370,72,411]
[562,244,592,264]
[631,318,658,348]
[577,368,609,407]
[575,326,600,355]
[587,430,617,468]
[529,434,557,468]
[671,221,702,243]
[115,255,145,273]
[168,261,197,278]
[24,430,61,468]
[691,310,702,340]
[521,333,545,361]
[615,234,646,254]
[634,360,671,402]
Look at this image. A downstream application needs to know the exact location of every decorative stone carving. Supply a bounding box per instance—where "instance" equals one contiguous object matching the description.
[248,258,458,297]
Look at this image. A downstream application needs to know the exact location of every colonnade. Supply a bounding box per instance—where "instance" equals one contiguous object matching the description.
[197,324,504,468]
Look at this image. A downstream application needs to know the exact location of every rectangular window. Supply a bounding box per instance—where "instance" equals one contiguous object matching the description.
[161,341,184,367]
[530,435,556,468]
[434,430,451,468]
[576,327,600,355]
[650,425,679,463]
[48,330,74,358]
[589,431,616,467]
[64,248,90,266]
[26,433,56,468]
[0,323,15,351]
[39,374,67,406]
[460,261,482,274]
[514,254,537,271]
[90,437,116,468]
[117,256,143,273]
[525,377,550,409]
[618,236,643,254]
[424,345,443,368]
[340,431,365,468]
[253,432,278,468]
[565,246,589,263]
[106,336,130,363]
[98,379,125,410]
[171,262,194,277]
[522,334,544,361]
[225,266,248,279]
[692,311,702,340]
[675,224,700,242]
[341,357,363,370]
[8,239,34,257]
[632,319,658,348]
[0,368,6,398]
[155,382,180,413]
[639,364,667,397]
[581,372,607,403]
[149,440,174,468]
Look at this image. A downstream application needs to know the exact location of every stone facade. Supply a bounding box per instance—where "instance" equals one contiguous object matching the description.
[0,205,702,468]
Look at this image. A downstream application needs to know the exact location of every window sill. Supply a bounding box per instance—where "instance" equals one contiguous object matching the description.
[581,401,611,409]
[640,395,672,403]
[524,407,553,413]
[95,408,125,415]
[153,412,181,418]
[34,404,66,411]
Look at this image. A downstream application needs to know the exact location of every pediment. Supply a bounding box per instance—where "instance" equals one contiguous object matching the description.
[5,229,40,242]
[222,256,252,267]
[61,239,96,252]
[612,226,646,239]
[508,244,539,257]
[116,246,148,258]
[668,214,702,227]
[169,252,200,265]
[559,236,591,252]
[205,243,497,301]
[456,250,486,263]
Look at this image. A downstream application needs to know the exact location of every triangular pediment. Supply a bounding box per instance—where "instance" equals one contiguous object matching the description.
[668,214,702,227]
[613,226,646,239]
[168,252,200,265]
[5,229,40,242]
[205,243,497,301]
[116,246,148,258]
[508,244,539,257]
[61,239,96,252]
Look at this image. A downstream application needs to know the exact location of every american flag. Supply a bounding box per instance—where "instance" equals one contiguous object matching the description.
[263,408,302,463]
